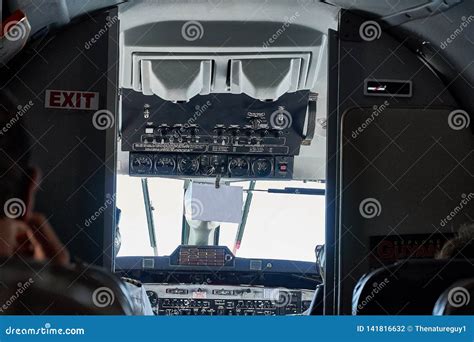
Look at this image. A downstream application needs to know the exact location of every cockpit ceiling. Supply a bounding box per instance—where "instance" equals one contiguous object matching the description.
[118,0,338,33]
[324,0,463,19]
[5,0,465,37]
[118,1,337,101]
[325,0,434,17]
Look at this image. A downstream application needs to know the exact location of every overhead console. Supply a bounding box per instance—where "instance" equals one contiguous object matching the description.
[124,91,315,178]
[119,15,327,179]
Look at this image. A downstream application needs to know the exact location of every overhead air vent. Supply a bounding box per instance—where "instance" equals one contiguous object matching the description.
[140,59,212,101]
[229,58,302,100]
[130,53,313,102]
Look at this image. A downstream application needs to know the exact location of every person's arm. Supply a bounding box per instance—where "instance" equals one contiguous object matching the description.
[0,214,69,266]
[122,281,155,316]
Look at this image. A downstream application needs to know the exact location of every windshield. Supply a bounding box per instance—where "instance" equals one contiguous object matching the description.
[116,175,325,262]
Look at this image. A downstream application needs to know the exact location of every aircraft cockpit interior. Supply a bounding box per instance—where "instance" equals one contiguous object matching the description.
[0,0,473,326]
[113,1,329,315]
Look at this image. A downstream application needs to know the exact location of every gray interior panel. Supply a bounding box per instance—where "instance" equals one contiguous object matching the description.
[0,10,119,268]
[340,106,473,313]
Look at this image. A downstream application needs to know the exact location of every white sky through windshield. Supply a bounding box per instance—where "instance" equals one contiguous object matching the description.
[116,175,325,262]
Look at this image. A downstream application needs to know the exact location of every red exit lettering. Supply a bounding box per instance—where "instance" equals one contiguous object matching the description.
[45,90,99,110]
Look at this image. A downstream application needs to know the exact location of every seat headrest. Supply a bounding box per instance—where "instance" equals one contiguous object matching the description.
[0,257,134,315]
[433,278,474,315]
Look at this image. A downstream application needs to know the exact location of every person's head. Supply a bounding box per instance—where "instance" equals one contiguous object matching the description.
[114,208,122,257]
[0,91,38,220]
[315,244,325,282]
[437,223,474,259]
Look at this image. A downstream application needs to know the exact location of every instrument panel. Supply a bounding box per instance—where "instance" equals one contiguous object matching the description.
[129,152,293,178]
[122,90,311,178]
[144,284,314,316]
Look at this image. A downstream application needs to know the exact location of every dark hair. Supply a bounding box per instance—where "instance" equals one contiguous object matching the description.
[0,91,32,215]
[437,223,474,259]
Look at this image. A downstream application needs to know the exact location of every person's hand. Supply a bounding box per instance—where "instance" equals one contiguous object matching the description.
[0,217,36,258]
[0,214,70,266]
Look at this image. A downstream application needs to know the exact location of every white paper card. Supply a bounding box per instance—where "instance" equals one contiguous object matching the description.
[185,183,243,224]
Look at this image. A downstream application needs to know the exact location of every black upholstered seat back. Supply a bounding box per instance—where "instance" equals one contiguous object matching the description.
[433,278,474,315]
[353,259,474,315]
